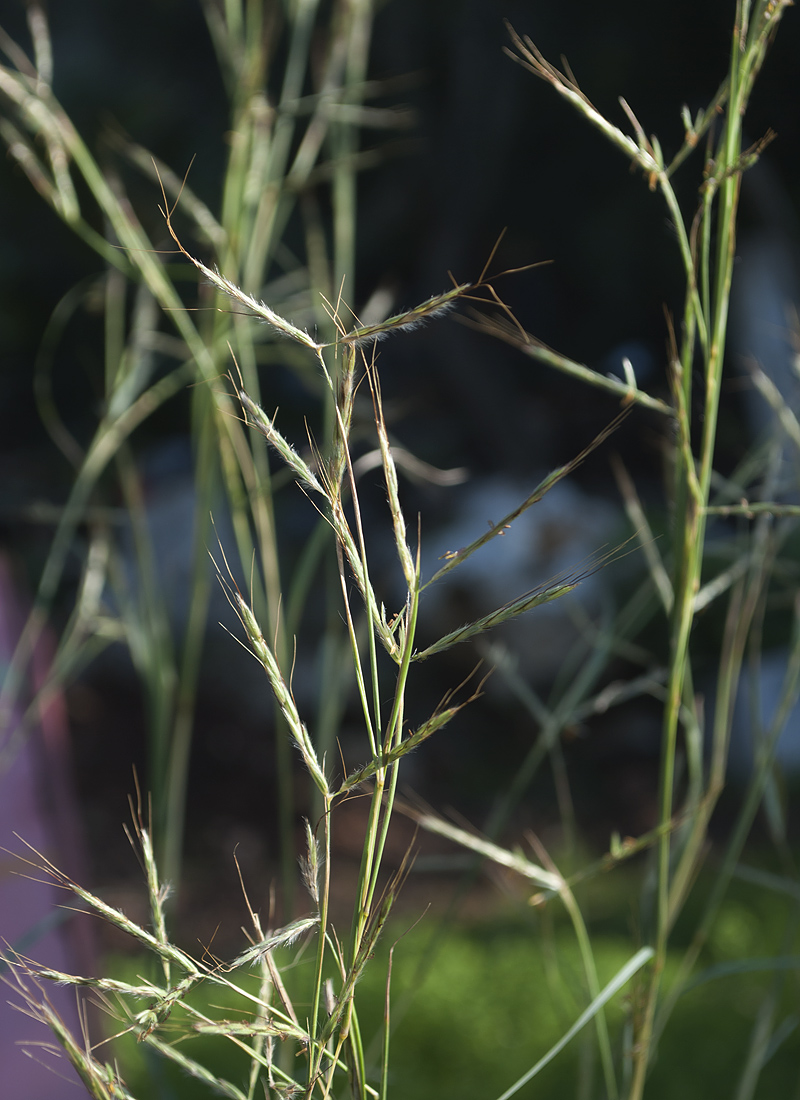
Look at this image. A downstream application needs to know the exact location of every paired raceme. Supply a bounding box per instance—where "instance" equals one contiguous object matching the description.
[227,916,322,969]
[164,182,471,355]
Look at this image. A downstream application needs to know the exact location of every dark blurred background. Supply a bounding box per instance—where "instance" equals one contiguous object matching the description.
[0,0,798,919]
[2,1,798,468]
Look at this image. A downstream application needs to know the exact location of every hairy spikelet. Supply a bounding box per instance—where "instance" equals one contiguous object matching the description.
[239,390,324,494]
[162,205,322,350]
[412,582,577,661]
[337,700,475,795]
[337,283,470,347]
[228,916,320,969]
[234,594,329,797]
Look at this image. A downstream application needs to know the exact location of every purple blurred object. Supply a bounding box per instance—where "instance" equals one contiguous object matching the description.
[0,553,95,1097]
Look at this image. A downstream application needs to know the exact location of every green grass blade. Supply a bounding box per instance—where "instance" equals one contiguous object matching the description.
[493,948,654,1100]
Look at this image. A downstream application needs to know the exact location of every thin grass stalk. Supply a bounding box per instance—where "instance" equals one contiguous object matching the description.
[244,0,321,286]
[333,561,419,1089]
[224,377,295,910]
[484,629,612,841]
[562,889,617,1100]
[330,358,386,732]
[611,456,673,614]
[650,166,713,1020]
[631,7,774,1091]
[296,205,344,827]
[322,351,380,767]
[346,1007,369,1099]
[335,538,378,756]
[528,835,619,1100]
[667,498,779,925]
[733,899,800,1100]
[379,942,397,1100]
[659,174,709,362]
[0,357,194,745]
[477,313,673,414]
[32,277,97,468]
[493,948,654,1100]
[112,448,178,823]
[104,255,127,395]
[654,592,800,1046]
[346,769,388,974]
[698,177,715,334]
[161,412,219,882]
[307,799,333,1078]
[357,590,420,931]
[331,0,372,289]
[310,561,354,823]
[733,983,780,1100]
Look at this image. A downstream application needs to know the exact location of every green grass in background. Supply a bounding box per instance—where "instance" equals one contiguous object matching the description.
[104,868,800,1100]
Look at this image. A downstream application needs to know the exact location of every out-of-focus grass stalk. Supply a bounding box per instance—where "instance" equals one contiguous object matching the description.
[524,833,619,1100]
[506,4,793,1095]
[0,3,222,886]
[653,591,800,1047]
[638,9,789,1095]
[0,0,382,898]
